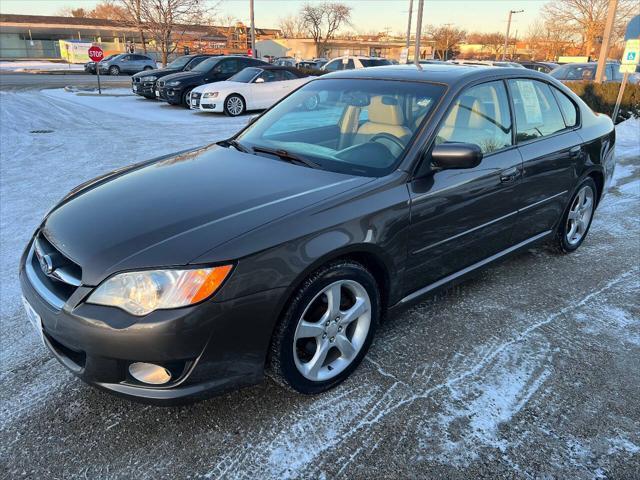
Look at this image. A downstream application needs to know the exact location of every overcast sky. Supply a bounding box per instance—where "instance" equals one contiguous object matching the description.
[0,0,547,35]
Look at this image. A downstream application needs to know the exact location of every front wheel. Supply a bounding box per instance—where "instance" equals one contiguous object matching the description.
[224,94,245,117]
[181,88,193,108]
[268,260,380,394]
[108,65,120,76]
[552,177,597,253]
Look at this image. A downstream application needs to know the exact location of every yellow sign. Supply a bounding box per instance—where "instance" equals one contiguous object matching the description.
[621,38,640,65]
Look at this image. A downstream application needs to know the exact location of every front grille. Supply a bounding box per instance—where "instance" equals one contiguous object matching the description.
[26,233,82,308]
[133,77,141,84]
[191,92,201,98]
[157,80,165,88]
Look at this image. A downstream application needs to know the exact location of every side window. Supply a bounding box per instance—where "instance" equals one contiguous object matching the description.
[324,60,340,72]
[344,59,355,70]
[188,56,207,69]
[552,87,578,127]
[282,70,298,80]
[121,55,131,61]
[436,81,512,154]
[509,79,567,142]
[258,70,278,82]
[216,59,239,74]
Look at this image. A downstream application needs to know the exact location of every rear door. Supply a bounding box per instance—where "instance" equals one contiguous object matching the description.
[405,80,523,292]
[507,78,582,243]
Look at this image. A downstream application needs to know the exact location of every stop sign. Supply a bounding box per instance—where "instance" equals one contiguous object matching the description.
[88,46,104,63]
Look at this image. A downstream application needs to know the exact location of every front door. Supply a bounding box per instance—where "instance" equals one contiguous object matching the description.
[405,80,522,294]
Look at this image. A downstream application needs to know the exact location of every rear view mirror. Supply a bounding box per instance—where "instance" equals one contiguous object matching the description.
[431,142,482,169]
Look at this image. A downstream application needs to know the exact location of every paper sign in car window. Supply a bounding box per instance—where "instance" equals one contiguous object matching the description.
[516,80,543,125]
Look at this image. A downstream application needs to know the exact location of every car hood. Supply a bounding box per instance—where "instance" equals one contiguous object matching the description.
[161,71,203,84]
[133,67,180,79]
[42,145,370,285]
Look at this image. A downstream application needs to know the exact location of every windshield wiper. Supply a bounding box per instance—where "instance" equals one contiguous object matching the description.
[251,146,322,169]
[219,139,250,153]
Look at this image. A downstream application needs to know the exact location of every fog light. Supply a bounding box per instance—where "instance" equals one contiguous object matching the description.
[129,362,172,385]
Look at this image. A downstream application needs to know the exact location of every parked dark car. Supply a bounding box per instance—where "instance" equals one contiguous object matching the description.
[84,54,118,74]
[156,55,269,107]
[20,65,615,404]
[550,61,639,84]
[98,53,157,76]
[518,61,558,73]
[131,54,220,99]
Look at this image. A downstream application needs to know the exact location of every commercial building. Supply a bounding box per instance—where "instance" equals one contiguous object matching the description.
[0,14,279,61]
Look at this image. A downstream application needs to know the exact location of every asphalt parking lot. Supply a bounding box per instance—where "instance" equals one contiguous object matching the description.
[1,80,638,479]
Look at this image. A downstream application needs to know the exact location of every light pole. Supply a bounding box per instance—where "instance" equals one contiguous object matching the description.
[443,22,453,61]
[502,9,523,61]
[595,0,618,83]
[406,0,413,51]
[414,0,424,67]
[249,0,256,57]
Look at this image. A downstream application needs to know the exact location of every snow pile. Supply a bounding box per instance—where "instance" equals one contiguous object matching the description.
[0,61,84,72]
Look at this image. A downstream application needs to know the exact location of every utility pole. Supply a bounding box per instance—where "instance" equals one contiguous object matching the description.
[249,0,256,57]
[595,0,618,83]
[502,9,523,61]
[414,0,424,67]
[443,22,453,60]
[405,0,413,50]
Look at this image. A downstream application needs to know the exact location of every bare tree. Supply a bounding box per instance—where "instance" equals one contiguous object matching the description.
[300,2,352,56]
[218,14,238,48]
[278,14,306,38]
[477,32,505,59]
[90,1,127,20]
[542,0,637,58]
[425,24,466,60]
[139,0,213,65]
[118,0,148,53]
[525,19,575,60]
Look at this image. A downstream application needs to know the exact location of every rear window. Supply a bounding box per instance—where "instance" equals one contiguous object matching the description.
[360,59,392,67]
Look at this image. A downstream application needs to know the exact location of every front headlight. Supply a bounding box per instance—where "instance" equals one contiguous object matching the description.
[203,92,219,98]
[141,75,157,82]
[87,266,233,316]
[166,80,181,87]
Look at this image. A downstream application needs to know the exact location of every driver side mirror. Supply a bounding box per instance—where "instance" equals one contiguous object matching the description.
[255,77,265,83]
[430,142,482,170]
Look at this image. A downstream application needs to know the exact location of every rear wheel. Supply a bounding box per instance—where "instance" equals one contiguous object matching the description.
[108,65,120,76]
[224,94,245,117]
[552,177,597,253]
[269,260,380,394]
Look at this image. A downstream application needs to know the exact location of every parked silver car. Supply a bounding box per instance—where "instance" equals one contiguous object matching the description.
[98,53,157,76]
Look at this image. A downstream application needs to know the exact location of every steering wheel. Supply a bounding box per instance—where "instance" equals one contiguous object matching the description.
[369,133,405,157]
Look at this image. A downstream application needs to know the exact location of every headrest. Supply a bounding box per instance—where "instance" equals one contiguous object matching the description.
[367,95,404,126]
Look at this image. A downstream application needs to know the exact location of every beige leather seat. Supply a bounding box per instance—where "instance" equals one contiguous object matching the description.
[354,96,411,145]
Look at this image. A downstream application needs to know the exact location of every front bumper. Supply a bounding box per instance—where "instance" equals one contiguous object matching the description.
[19,240,286,404]
[199,97,224,113]
[132,80,156,97]
[156,85,182,104]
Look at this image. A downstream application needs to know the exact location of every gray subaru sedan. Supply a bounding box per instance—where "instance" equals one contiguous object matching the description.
[20,64,615,403]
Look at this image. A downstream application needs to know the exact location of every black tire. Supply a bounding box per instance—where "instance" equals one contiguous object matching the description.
[268,260,381,394]
[223,94,246,117]
[181,88,193,108]
[108,65,120,76]
[551,177,597,253]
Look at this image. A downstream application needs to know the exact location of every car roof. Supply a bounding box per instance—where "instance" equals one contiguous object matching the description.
[324,63,537,85]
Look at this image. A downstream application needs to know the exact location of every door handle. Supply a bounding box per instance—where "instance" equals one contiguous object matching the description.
[569,146,581,158]
[500,167,519,183]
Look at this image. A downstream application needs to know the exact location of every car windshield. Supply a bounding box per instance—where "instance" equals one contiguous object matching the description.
[359,59,392,67]
[229,67,262,82]
[167,56,192,69]
[192,57,220,72]
[236,78,445,177]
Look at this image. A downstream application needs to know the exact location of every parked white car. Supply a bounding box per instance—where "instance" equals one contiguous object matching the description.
[322,56,392,72]
[189,66,313,116]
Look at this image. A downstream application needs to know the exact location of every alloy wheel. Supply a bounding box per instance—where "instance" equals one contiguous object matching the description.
[566,185,594,246]
[293,280,372,382]
[226,96,244,116]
